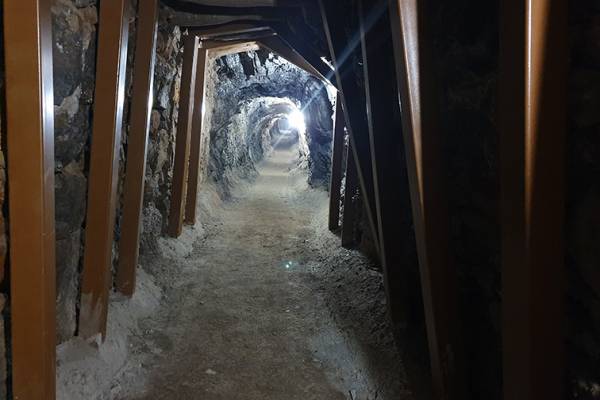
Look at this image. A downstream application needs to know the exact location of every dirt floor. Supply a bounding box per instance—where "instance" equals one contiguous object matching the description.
[58,138,414,400]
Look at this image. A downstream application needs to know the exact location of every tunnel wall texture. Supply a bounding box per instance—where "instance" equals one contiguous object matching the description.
[202,49,334,198]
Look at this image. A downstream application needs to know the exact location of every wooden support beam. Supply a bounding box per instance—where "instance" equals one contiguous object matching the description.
[258,35,331,84]
[184,48,208,225]
[319,0,380,253]
[359,0,415,324]
[79,0,129,340]
[168,34,200,237]
[116,0,159,296]
[328,99,345,232]
[267,21,335,83]
[202,39,260,57]
[341,141,360,248]
[388,0,461,397]
[499,0,566,399]
[191,23,272,39]
[4,0,56,397]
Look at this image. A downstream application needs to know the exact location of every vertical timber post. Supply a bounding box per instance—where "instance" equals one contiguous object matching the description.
[328,98,345,231]
[79,0,129,339]
[341,141,360,248]
[168,34,200,237]
[359,0,417,325]
[388,0,461,397]
[116,0,159,296]
[184,48,208,225]
[499,0,566,399]
[319,0,381,253]
[4,0,56,397]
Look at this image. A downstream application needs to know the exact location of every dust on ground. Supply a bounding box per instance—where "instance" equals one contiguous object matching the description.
[58,139,413,400]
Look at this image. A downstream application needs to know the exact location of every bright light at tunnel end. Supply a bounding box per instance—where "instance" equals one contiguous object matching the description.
[287,109,306,133]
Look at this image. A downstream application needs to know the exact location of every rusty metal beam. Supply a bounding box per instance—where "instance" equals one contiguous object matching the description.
[359,0,417,326]
[79,0,129,340]
[388,0,461,397]
[202,39,260,57]
[341,141,360,248]
[319,0,380,253]
[499,0,567,399]
[184,48,208,225]
[168,34,200,237]
[4,0,56,397]
[116,0,159,296]
[190,22,272,39]
[328,99,345,232]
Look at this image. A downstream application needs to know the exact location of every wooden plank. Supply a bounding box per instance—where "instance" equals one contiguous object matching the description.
[116,0,159,296]
[79,0,129,340]
[359,0,414,324]
[4,0,56,397]
[202,39,260,57]
[168,34,200,237]
[184,48,208,225]
[388,0,461,397]
[499,0,566,399]
[328,99,345,232]
[341,141,360,248]
[318,0,380,253]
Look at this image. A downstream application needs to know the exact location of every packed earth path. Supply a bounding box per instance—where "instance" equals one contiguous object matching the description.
[112,138,413,400]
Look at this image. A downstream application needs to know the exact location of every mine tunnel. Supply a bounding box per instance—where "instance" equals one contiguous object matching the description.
[0,0,596,399]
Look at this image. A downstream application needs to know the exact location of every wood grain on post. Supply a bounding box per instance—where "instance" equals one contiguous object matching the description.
[4,0,57,397]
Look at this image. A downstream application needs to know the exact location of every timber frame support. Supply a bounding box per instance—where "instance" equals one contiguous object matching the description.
[117,0,160,296]
[328,99,345,232]
[499,0,567,398]
[79,0,130,339]
[388,0,463,397]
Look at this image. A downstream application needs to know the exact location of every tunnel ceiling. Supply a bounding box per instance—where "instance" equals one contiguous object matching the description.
[161,0,328,61]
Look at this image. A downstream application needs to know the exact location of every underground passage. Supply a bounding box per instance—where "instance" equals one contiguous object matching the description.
[0,0,598,399]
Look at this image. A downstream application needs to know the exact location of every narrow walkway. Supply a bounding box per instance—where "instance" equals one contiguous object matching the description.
[119,139,410,399]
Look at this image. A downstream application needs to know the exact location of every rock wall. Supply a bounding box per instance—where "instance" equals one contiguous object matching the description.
[202,49,334,198]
